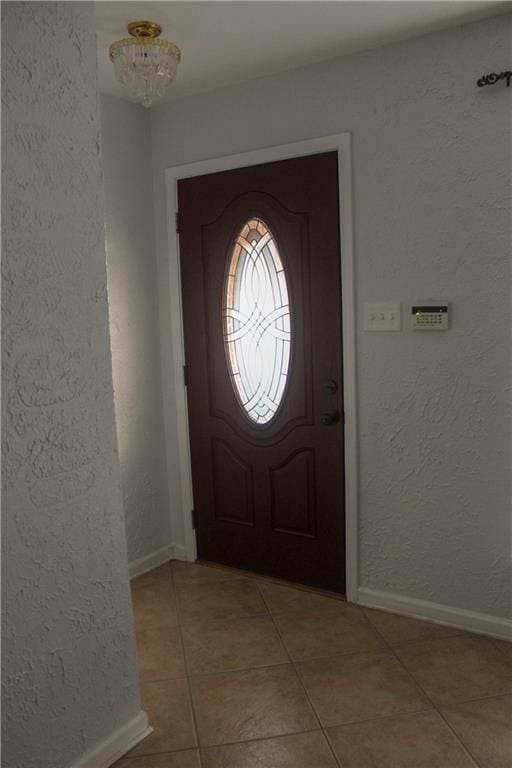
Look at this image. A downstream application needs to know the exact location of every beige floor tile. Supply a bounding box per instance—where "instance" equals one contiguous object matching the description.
[275,611,386,661]
[116,749,200,767]
[136,625,186,682]
[326,711,477,768]
[171,560,246,585]
[132,582,178,629]
[296,652,430,726]
[132,563,173,590]
[201,731,338,767]
[364,608,464,646]
[442,695,512,768]
[189,664,319,746]
[182,615,288,674]
[258,581,346,616]
[395,636,512,706]
[493,639,512,666]
[176,579,267,624]
[128,678,197,756]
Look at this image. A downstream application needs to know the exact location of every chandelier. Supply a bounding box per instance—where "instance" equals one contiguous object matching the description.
[109,21,181,108]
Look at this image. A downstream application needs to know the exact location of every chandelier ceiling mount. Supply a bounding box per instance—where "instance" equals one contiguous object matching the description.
[109,20,181,108]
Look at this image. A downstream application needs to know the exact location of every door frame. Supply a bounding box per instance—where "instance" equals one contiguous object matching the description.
[163,133,358,601]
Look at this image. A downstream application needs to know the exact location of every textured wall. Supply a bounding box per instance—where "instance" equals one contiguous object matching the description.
[150,14,512,618]
[1,4,140,767]
[100,95,172,565]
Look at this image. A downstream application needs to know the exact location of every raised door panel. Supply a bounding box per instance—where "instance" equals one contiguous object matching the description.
[212,439,254,526]
[270,449,317,538]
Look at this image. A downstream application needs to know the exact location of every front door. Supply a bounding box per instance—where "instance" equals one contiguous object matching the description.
[178,152,345,592]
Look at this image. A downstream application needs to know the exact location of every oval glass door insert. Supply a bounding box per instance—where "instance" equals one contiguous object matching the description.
[223,218,291,424]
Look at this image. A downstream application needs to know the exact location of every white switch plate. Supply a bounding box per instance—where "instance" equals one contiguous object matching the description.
[363,302,401,331]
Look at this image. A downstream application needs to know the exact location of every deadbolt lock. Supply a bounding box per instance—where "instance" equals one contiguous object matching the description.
[320,409,340,426]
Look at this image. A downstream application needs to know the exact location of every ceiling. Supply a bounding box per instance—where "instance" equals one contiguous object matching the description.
[95,1,509,104]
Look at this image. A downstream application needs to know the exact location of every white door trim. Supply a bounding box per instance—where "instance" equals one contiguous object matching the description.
[163,133,358,601]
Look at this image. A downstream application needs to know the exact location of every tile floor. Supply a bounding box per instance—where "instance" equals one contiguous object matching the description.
[115,561,512,768]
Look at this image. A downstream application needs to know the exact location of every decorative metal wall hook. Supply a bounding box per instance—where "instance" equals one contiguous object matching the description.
[477,71,512,88]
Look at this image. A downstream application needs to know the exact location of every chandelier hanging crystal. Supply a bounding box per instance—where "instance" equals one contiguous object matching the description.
[109,21,181,108]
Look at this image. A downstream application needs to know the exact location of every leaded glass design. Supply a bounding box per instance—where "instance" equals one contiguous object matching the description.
[224,218,291,424]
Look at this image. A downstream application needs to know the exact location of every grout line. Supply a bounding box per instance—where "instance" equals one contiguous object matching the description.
[320,729,344,767]
[137,672,188,685]
[319,706,440,729]
[253,579,343,768]
[186,660,294,680]
[437,690,512,706]
[323,727,346,766]
[367,630,466,649]
[178,611,270,630]
[198,727,326,753]
[182,648,388,677]
[173,574,249,588]
[426,707,483,768]
[367,621,483,768]
[173,577,256,594]
[170,564,204,768]
[117,746,202,762]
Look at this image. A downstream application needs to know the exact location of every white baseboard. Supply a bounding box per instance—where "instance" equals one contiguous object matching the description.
[129,545,175,579]
[357,587,512,642]
[173,544,192,562]
[128,543,196,579]
[71,709,152,768]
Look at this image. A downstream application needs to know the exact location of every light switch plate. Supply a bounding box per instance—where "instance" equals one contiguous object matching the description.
[363,302,401,331]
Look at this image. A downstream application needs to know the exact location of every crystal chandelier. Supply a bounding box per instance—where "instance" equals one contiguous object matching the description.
[109,21,181,108]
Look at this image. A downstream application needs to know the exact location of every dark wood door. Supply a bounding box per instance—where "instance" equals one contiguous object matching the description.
[178,152,345,592]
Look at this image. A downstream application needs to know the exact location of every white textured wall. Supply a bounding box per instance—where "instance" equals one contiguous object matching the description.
[100,95,172,565]
[150,14,512,618]
[2,4,140,767]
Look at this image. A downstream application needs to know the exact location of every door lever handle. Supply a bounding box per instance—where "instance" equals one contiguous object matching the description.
[320,409,340,426]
